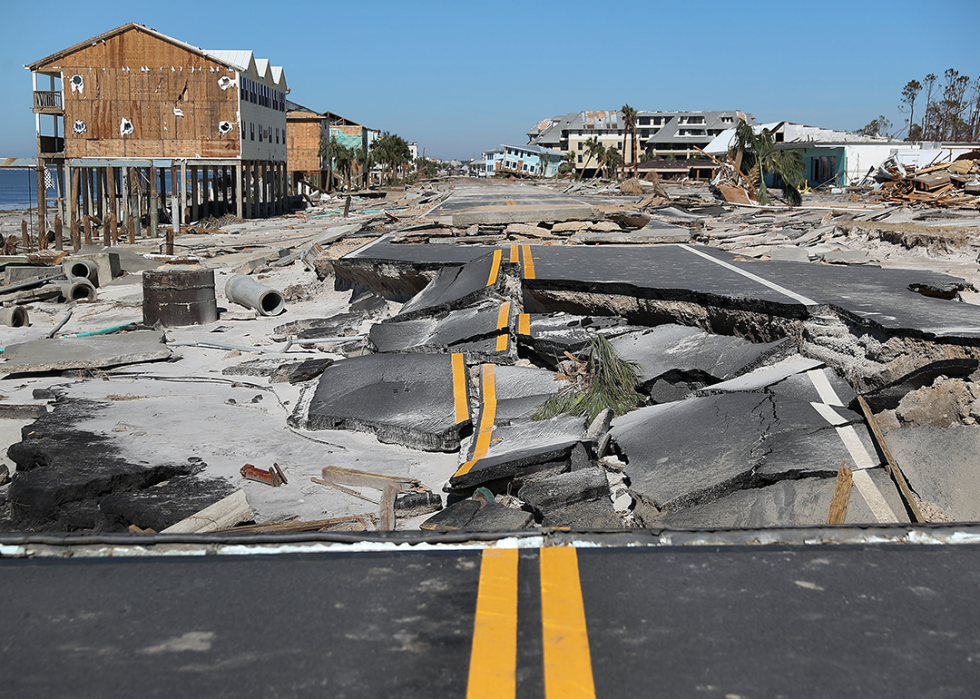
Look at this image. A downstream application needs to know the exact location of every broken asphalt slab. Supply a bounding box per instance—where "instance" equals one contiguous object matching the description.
[449,416,585,492]
[653,470,907,529]
[0,330,171,375]
[369,301,510,357]
[290,352,470,452]
[395,250,509,321]
[611,388,886,514]
[6,398,208,529]
[610,325,796,398]
[340,240,980,340]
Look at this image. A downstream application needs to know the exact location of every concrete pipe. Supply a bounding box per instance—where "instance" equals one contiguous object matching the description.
[56,278,97,303]
[224,274,285,316]
[66,259,99,285]
[0,307,29,327]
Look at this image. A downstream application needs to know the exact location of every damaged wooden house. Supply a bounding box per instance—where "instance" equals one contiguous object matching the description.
[27,22,289,241]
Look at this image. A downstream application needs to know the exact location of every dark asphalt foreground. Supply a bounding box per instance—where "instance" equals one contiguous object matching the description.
[2,544,979,698]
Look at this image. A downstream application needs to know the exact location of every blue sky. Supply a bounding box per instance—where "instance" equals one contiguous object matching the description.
[1,0,977,160]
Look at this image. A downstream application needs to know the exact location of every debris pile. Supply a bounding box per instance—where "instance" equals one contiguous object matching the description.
[866,156,980,207]
[1,176,979,535]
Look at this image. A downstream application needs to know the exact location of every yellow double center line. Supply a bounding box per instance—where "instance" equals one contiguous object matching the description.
[496,302,511,352]
[467,547,595,699]
[454,364,497,478]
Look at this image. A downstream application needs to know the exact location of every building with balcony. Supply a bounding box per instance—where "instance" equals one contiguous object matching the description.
[26,22,289,241]
[528,110,752,175]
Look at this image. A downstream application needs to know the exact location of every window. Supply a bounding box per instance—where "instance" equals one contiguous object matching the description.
[640,129,650,138]
[276,127,279,144]
[721,116,733,123]
[577,155,583,163]
[616,142,622,149]
[577,142,583,150]
[250,122,254,141]
[638,117,650,126]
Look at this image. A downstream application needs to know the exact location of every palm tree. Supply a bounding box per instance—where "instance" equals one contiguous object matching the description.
[621,104,639,178]
[559,150,577,179]
[603,147,622,180]
[584,137,605,180]
[729,117,805,206]
[322,136,355,192]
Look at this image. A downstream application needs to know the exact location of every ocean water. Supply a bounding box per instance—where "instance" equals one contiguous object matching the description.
[0,169,49,211]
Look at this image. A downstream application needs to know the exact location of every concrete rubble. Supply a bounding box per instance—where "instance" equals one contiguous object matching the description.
[1,176,979,534]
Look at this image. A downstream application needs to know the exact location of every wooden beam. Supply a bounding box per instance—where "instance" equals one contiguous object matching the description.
[105,165,116,246]
[36,165,47,250]
[827,460,852,525]
[857,396,925,523]
[69,167,80,251]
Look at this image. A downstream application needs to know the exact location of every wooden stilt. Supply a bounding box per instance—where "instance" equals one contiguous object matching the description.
[106,165,116,245]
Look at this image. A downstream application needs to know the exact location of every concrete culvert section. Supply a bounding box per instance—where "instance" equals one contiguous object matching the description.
[0,307,28,327]
[67,259,99,285]
[56,278,97,303]
[224,274,285,316]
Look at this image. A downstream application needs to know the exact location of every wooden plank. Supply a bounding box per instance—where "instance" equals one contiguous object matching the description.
[320,465,421,493]
[827,461,852,525]
[857,395,925,523]
[311,477,379,504]
[379,485,398,531]
[161,490,252,534]
[210,514,368,535]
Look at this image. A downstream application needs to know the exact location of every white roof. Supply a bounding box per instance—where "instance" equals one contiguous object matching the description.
[203,50,285,87]
[204,49,252,71]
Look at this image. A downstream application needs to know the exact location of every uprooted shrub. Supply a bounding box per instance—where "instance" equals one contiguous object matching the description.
[532,333,644,423]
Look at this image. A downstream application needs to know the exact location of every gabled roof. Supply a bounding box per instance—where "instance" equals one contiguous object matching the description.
[26,23,286,88]
[205,50,253,71]
[502,144,564,157]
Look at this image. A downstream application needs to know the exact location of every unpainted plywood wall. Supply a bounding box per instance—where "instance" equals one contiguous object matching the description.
[47,28,240,158]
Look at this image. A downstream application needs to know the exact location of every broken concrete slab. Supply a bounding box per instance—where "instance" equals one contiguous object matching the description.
[506,223,552,238]
[766,247,811,263]
[0,330,171,375]
[290,353,469,452]
[571,221,691,245]
[452,205,597,227]
[552,221,589,234]
[541,498,622,529]
[518,313,634,362]
[693,357,825,395]
[821,249,872,265]
[885,425,980,521]
[224,357,335,384]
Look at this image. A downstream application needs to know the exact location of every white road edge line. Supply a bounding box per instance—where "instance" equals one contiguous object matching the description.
[806,369,843,406]
[678,244,818,307]
[805,370,899,523]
